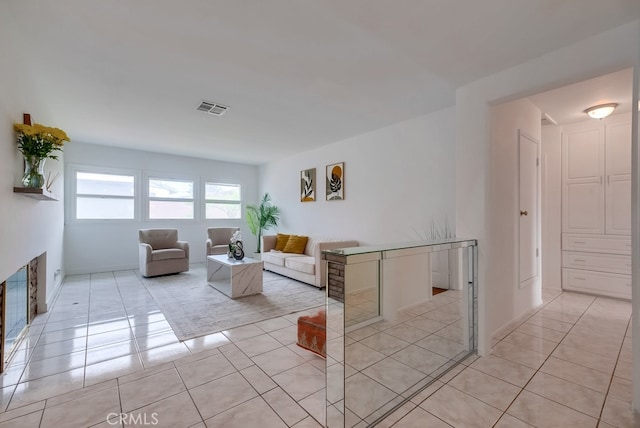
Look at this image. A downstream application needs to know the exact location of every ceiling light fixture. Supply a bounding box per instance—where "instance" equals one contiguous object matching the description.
[584,103,618,120]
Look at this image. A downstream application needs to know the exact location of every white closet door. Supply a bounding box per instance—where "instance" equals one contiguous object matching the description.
[562,123,605,234]
[605,115,632,235]
[519,132,539,289]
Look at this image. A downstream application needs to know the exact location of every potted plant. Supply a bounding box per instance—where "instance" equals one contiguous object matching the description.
[246,193,281,257]
[14,122,70,188]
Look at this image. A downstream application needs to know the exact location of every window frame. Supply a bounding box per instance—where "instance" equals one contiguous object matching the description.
[144,173,198,221]
[203,180,243,220]
[66,164,140,223]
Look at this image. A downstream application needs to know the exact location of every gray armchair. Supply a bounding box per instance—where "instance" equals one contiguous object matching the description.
[139,229,189,277]
[206,227,240,256]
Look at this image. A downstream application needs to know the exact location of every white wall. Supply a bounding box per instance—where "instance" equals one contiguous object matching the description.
[488,98,542,336]
[259,107,456,244]
[541,125,563,290]
[63,143,259,274]
[456,20,640,355]
[0,34,65,309]
[632,62,640,412]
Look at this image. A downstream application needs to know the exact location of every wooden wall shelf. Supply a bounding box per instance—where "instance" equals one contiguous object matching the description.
[13,187,58,201]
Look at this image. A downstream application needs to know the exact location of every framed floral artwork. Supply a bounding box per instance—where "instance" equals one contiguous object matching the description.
[301,168,316,202]
[326,162,344,200]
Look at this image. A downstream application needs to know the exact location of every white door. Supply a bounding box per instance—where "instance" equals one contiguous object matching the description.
[430,251,450,289]
[562,123,605,234]
[605,115,632,235]
[519,131,539,289]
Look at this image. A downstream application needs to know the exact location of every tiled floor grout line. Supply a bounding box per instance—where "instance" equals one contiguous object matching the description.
[81,273,96,388]
[489,292,632,428]
[179,374,207,427]
[345,294,467,424]
[444,291,578,427]
[496,293,599,425]
[595,315,633,425]
[440,291,568,427]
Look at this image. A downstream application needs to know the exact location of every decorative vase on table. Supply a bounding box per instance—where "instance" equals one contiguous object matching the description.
[229,230,245,260]
[21,155,46,188]
[232,241,245,261]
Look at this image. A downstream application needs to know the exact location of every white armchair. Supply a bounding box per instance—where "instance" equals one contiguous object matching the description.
[139,229,189,277]
[206,227,240,256]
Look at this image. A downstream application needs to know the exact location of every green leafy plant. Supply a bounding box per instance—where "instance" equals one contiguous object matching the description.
[14,123,70,160]
[246,193,281,253]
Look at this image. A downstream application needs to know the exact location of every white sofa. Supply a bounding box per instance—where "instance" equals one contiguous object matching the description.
[261,235,358,288]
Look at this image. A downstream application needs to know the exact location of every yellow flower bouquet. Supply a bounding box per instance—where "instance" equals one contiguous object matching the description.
[14,123,70,188]
[14,123,70,160]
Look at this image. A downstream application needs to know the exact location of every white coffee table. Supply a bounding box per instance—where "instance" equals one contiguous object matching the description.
[206,255,264,298]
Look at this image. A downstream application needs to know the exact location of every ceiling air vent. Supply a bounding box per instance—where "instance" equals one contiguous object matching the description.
[196,100,229,116]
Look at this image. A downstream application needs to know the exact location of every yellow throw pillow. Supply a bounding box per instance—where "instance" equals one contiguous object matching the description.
[283,235,309,254]
[275,234,290,251]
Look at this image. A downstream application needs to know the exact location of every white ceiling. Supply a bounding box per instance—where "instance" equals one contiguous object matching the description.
[3,1,640,164]
[529,68,634,125]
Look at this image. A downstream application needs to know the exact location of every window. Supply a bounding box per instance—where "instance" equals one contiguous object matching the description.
[205,182,242,219]
[76,171,135,219]
[148,178,194,219]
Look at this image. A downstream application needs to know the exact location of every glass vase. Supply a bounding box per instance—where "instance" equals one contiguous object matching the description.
[21,155,46,188]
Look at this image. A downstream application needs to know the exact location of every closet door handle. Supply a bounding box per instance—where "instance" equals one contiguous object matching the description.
[520,210,528,216]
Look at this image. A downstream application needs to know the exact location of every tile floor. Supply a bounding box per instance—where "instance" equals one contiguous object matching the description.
[0,270,326,428]
[374,288,638,428]
[339,288,469,426]
[0,267,637,427]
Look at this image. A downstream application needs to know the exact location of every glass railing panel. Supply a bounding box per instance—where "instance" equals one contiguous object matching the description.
[324,239,477,427]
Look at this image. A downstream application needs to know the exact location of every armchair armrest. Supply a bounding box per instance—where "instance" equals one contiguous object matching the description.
[206,238,213,255]
[176,241,190,260]
[139,243,153,265]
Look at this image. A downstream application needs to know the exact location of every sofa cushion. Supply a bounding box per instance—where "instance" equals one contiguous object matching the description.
[210,244,228,253]
[285,256,315,275]
[275,234,290,251]
[140,229,178,250]
[283,235,309,254]
[262,251,304,267]
[151,248,186,261]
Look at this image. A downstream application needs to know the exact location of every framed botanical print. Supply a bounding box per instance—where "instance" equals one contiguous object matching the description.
[301,168,316,202]
[326,162,344,200]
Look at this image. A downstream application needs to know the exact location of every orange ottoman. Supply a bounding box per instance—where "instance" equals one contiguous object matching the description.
[297,309,326,358]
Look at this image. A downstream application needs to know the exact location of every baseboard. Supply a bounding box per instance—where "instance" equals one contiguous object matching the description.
[42,275,64,314]
[491,304,541,344]
[65,263,139,276]
[397,298,431,313]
